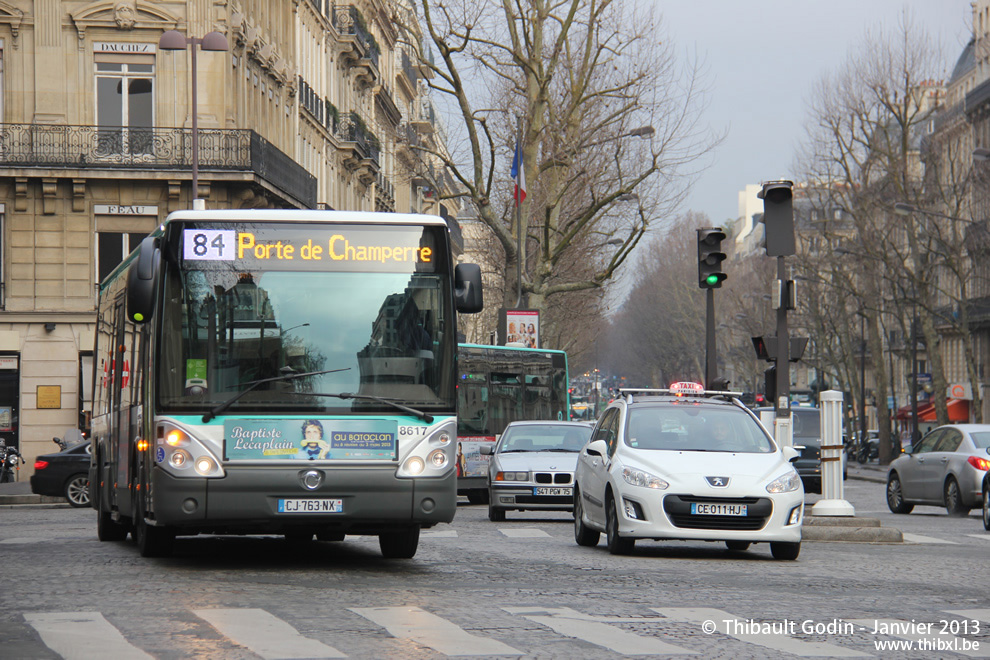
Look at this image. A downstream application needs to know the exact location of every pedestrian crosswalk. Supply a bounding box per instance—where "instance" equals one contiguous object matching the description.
[19,605,990,658]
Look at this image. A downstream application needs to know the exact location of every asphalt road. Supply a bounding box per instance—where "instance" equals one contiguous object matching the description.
[0,471,988,659]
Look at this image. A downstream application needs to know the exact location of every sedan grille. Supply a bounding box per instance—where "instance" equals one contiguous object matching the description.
[534,472,572,484]
[514,495,572,505]
[662,495,772,531]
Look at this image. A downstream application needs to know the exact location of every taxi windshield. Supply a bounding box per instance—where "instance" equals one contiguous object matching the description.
[625,406,773,453]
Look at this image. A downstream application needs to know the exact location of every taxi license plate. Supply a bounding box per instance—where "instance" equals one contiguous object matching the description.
[534,487,572,496]
[691,503,747,516]
[277,499,343,514]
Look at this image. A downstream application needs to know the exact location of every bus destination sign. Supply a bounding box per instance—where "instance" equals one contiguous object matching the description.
[182,225,437,272]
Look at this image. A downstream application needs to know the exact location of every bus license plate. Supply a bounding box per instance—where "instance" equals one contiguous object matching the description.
[534,487,572,496]
[278,499,343,514]
[691,503,747,516]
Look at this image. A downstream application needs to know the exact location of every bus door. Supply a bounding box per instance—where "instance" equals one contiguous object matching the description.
[109,298,133,513]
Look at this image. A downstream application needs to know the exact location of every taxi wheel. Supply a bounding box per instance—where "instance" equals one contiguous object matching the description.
[944,477,970,517]
[725,541,750,552]
[488,504,506,522]
[573,489,600,547]
[770,541,800,560]
[605,494,634,555]
[886,473,914,514]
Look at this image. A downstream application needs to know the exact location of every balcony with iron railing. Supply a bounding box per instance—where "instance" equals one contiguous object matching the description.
[375,171,395,212]
[334,112,380,184]
[398,49,418,98]
[332,5,380,87]
[0,123,316,208]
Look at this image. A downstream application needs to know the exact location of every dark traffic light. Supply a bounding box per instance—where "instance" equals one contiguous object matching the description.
[697,228,727,289]
[757,180,796,257]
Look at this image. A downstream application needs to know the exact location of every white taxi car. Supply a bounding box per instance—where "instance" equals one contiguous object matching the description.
[573,384,804,559]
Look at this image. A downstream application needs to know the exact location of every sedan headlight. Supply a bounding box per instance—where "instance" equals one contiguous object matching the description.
[495,471,529,482]
[621,467,668,490]
[766,471,802,493]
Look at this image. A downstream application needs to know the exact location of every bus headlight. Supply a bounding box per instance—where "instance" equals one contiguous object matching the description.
[169,450,191,468]
[404,456,426,475]
[166,429,190,447]
[436,432,451,446]
[195,455,218,475]
[428,449,447,468]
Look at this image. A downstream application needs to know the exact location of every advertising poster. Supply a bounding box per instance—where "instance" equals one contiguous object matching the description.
[225,419,397,461]
[456,436,495,478]
[506,309,539,348]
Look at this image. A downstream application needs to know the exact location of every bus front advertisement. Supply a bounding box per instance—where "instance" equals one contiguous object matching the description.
[91,210,482,559]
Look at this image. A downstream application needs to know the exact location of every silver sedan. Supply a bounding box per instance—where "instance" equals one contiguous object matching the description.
[886,424,990,516]
[480,421,594,521]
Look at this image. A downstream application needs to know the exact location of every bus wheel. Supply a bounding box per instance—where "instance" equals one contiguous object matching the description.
[95,455,127,542]
[379,526,420,559]
[466,490,489,504]
[135,516,175,558]
[133,494,174,558]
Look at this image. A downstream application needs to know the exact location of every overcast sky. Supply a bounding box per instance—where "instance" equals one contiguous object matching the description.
[658,0,974,225]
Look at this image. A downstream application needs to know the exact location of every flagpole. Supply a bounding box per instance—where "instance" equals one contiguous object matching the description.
[515,115,523,308]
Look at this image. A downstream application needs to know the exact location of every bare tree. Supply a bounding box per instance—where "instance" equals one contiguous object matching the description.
[796,12,956,462]
[404,0,720,345]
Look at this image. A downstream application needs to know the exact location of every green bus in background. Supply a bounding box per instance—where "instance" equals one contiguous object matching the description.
[455,344,570,503]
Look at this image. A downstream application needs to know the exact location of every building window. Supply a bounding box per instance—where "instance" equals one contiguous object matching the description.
[96,232,147,284]
[95,62,154,155]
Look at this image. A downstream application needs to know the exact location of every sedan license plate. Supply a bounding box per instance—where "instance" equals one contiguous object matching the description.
[277,499,343,514]
[534,487,572,496]
[691,502,747,516]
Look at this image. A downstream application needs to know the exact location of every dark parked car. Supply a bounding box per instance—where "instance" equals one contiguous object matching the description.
[756,407,845,494]
[30,442,91,507]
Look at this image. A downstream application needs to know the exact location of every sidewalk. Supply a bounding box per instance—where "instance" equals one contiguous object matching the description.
[0,480,69,507]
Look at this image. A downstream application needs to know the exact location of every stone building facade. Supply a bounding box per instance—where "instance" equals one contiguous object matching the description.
[0,0,459,476]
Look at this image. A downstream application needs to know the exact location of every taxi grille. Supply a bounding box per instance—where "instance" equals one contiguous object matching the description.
[534,472,572,484]
[662,495,771,531]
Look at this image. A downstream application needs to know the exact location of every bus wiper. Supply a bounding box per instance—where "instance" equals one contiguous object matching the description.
[288,391,433,423]
[202,367,351,423]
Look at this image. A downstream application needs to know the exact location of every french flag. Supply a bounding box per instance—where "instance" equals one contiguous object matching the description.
[510,139,527,206]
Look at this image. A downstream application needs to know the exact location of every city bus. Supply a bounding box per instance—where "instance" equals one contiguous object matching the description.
[455,343,570,502]
[90,209,482,559]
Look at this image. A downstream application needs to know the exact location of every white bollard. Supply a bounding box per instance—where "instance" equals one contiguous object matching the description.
[812,390,855,516]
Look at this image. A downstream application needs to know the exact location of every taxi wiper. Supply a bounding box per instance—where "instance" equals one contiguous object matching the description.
[202,367,351,423]
[288,391,433,423]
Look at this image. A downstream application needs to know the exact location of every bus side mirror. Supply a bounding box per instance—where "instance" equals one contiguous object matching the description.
[454,263,483,314]
[126,236,161,324]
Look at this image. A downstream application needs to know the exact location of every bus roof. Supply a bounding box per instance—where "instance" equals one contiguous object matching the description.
[162,209,449,227]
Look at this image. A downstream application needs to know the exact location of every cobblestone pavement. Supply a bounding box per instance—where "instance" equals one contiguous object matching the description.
[0,477,988,659]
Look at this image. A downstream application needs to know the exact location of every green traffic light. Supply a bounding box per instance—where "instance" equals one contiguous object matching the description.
[706,274,719,286]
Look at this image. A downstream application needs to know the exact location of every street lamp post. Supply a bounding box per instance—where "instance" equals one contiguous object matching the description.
[159,30,229,203]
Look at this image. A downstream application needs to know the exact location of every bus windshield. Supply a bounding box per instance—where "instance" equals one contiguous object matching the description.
[158,222,455,415]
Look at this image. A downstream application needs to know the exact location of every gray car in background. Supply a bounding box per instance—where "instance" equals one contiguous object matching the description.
[480,420,594,522]
[886,424,990,516]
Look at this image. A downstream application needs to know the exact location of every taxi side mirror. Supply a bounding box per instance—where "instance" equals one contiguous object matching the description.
[782,446,800,463]
[585,439,607,458]
[479,444,493,455]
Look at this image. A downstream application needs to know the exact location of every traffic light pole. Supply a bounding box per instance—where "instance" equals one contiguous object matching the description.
[775,255,792,447]
[706,287,716,387]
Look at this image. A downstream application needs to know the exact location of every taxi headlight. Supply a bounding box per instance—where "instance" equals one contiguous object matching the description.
[766,471,802,493]
[622,467,668,490]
